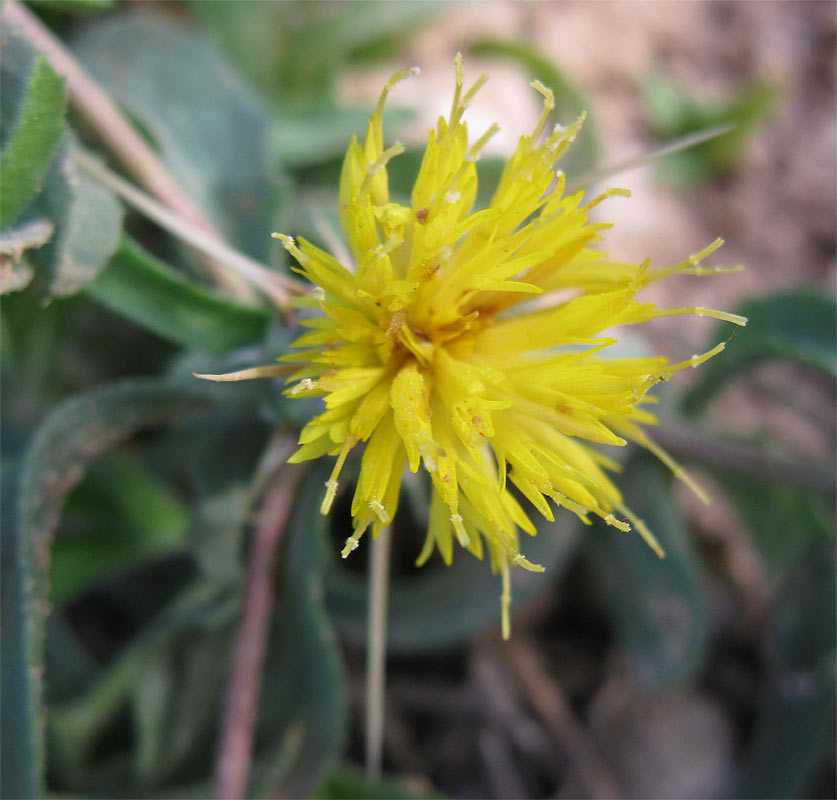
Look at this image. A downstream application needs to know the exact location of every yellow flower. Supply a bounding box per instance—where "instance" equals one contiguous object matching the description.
[273,58,745,638]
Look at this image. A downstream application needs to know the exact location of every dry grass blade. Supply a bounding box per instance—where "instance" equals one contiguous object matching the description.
[2,0,257,300]
[75,150,307,311]
[503,639,622,799]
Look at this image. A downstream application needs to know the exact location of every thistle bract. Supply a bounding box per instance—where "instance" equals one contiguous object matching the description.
[274,58,745,637]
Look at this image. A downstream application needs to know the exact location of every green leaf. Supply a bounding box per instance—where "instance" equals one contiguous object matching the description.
[0,54,67,230]
[12,378,223,795]
[738,553,836,798]
[49,450,191,606]
[765,552,836,675]
[1,465,40,799]
[0,24,120,297]
[129,594,240,788]
[722,476,833,588]
[325,469,579,652]
[29,0,116,12]
[86,237,272,353]
[124,467,347,798]
[49,579,240,790]
[467,38,600,177]
[738,672,835,799]
[583,452,709,689]
[190,0,438,102]
[36,401,345,797]
[274,105,412,170]
[683,289,837,415]
[30,140,124,297]
[250,469,348,798]
[71,12,283,260]
[0,286,81,429]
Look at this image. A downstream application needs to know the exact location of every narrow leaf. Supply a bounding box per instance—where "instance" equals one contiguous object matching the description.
[723,476,833,588]
[1,466,39,799]
[0,55,66,229]
[739,554,836,798]
[14,378,223,794]
[86,237,271,353]
[49,451,191,606]
[738,674,835,799]
[30,139,124,297]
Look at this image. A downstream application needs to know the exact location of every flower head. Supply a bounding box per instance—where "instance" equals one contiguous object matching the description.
[273,57,745,637]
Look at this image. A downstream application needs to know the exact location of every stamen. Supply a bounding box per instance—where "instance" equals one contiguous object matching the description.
[450,513,471,546]
[619,505,665,558]
[467,123,500,161]
[272,232,310,266]
[420,445,438,472]
[289,377,316,395]
[375,66,422,130]
[321,438,357,515]
[365,142,406,178]
[603,512,631,532]
[529,79,556,140]
[370,500,391,525]
[449,52,489,130]
[511,552,545,572]
[322,479,339,515]
[582,187,631,212]
[341,533,361,558]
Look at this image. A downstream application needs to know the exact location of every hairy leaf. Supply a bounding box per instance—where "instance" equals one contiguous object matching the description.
[0,51,66,230]
[86,237,272,353]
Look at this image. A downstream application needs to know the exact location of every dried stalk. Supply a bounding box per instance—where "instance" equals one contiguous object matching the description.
[214,433,298,800]
[365,526,392,781]
[504,639,622,799]
[76,150,305,310]
[3,0,253,300]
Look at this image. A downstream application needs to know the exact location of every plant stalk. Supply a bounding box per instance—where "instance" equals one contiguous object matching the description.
[74,149,305,310]
[214,433,298,800]
[365,526,392,781]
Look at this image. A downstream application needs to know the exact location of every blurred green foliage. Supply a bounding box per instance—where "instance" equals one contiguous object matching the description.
[641,72,779,184]
[0,2,833,799]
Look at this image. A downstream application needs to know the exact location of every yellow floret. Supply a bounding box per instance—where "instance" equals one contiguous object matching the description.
[264,56,745,638]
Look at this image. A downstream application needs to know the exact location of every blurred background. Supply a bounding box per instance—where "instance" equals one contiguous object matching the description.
[1,1,834,798]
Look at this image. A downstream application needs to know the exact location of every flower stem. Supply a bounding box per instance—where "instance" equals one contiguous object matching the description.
[365,526,392,781]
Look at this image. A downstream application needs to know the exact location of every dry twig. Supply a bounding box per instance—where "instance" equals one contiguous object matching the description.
[503,639,622,799]
[213,432,298,800]
[4,0,253,300]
